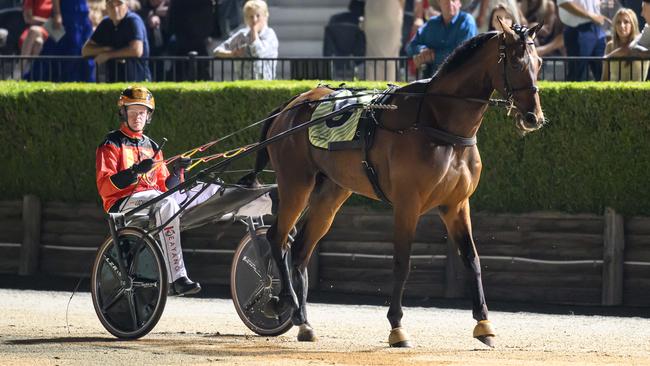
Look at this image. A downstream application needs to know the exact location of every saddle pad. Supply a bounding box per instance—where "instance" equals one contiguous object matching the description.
[308,89,377,149]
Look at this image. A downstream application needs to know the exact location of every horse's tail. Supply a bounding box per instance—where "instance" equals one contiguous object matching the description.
[237,95,300,187]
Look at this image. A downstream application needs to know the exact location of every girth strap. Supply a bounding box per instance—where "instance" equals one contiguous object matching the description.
[360,116,391,205]
[420,126,477,146]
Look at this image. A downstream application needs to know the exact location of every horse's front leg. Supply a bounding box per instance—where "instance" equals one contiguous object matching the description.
[440,200,495,347]
[387,203,419,347]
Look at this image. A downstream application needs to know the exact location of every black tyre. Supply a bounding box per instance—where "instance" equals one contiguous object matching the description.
[91,227,168,339]
[231,226,293,336]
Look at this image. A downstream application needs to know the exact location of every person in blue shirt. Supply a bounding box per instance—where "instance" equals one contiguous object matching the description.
[406,0,478,77]
[82,0,151,82]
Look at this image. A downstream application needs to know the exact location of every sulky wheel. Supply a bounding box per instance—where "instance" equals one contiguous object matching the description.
[91,227,168,339]
[230,226,293,336]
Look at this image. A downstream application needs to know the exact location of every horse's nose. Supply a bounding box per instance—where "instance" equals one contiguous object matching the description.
[525,112,538,127]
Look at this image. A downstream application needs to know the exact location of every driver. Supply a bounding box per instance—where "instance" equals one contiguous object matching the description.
[95,86,212,296]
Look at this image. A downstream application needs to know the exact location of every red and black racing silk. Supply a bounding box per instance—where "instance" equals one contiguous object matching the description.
[96,124,170,212]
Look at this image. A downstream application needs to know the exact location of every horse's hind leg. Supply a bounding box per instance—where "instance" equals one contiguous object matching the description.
[439,200,494,348]
[290,176,351,342]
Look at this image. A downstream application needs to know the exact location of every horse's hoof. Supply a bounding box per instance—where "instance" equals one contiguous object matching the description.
[297,323,317,342]
[388,327,412,348]
[475,335,496,348]
[473,320,496,348]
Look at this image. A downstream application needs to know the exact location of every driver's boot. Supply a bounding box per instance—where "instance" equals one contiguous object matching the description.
[173,276,201,296]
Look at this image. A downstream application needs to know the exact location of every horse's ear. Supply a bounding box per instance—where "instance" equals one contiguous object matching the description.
[527,22,544,40]
[497,17,516,39]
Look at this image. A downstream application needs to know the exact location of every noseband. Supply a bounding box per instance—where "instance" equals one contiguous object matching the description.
[497,26,539,115]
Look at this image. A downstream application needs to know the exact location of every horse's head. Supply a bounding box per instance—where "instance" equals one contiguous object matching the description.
[494,20,546,134]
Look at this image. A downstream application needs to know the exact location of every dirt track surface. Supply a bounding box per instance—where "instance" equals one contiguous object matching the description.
[0,288,649,366]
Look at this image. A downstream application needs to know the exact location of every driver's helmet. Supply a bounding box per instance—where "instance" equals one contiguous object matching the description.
[118,86,155,123]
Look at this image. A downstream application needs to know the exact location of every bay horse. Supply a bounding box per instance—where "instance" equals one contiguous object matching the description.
[248,23,545,348]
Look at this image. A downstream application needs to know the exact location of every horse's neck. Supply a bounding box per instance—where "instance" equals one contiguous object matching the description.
[425,45,497,138]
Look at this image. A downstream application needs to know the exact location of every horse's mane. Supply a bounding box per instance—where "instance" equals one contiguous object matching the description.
[432,31,499,79]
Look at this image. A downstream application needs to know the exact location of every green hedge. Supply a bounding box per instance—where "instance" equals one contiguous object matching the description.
[1,81,650,215]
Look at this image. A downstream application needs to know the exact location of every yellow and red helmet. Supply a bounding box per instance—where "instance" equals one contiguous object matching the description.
[118,85,155,111]
[118,86,155,124]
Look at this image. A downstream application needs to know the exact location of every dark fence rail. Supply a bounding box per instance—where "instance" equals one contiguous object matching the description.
[2,195,649,307]
[2,55,649,82]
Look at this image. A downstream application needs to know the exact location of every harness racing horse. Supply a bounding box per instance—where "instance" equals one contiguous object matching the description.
[250,23,546,348]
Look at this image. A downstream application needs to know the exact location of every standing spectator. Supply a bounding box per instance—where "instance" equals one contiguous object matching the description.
[82,0,151,82]
[213,0,278,80]
[557,0,609,81]
[602,8,648,80]
[217,0,244,38]
[406,0,477,78]
[521,0,565,57]
[137,0,170,80]
[14,0,52,79]
[26,0,95,81]
[363,0,404,81]
[88,0,107,29]
[634,0,650,47]
[169,0,216,81]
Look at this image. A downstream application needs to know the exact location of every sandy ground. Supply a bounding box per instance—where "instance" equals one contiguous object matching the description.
[0,288,648,366]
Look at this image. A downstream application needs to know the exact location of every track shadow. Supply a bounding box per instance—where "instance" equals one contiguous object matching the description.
[6,336,121,345]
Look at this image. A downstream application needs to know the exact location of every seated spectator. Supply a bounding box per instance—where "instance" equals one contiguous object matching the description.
[329,0,364,25]
[13,0,52,79]
[487,3,515,31]
[26,0,95,81]
[0,7,25,56]
[602,8,649,80]
[213,0,278,80]
[619,0,650,53]
[82,0,150,82]
[476,0,524,31]
[406,0,477,77]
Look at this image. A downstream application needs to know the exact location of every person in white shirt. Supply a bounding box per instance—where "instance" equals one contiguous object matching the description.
[556,0,610,80]
[213,0,279,80]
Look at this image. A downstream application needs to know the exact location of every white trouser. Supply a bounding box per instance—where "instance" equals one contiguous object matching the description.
[116,183,221,282]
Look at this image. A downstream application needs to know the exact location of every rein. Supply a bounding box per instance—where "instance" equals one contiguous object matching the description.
[163,90,511,168]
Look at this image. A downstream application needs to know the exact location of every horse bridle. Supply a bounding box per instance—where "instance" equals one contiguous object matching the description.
[497,27,540,115]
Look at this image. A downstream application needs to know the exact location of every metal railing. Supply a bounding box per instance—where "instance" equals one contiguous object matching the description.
[1,54,649,82]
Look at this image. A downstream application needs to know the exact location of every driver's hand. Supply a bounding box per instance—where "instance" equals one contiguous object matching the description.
[131,159,154,174]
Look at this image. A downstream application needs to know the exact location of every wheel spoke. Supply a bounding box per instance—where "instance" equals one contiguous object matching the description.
[242,283,265,311]
[101,287,126,313]
[128,242,146,276]
[102,254,123,281]
[132,279,159,289]
[266,259,274,277]
[127,291,139,331]
[242,254,264,279]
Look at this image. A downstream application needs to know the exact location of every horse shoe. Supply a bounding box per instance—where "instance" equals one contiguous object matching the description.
[473,320,496,348]
[388,327,411,348]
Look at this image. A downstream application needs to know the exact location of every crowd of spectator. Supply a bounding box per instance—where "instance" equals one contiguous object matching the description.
[1,0,650,82]
[0,0,265,81]
[326,0,650,81]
